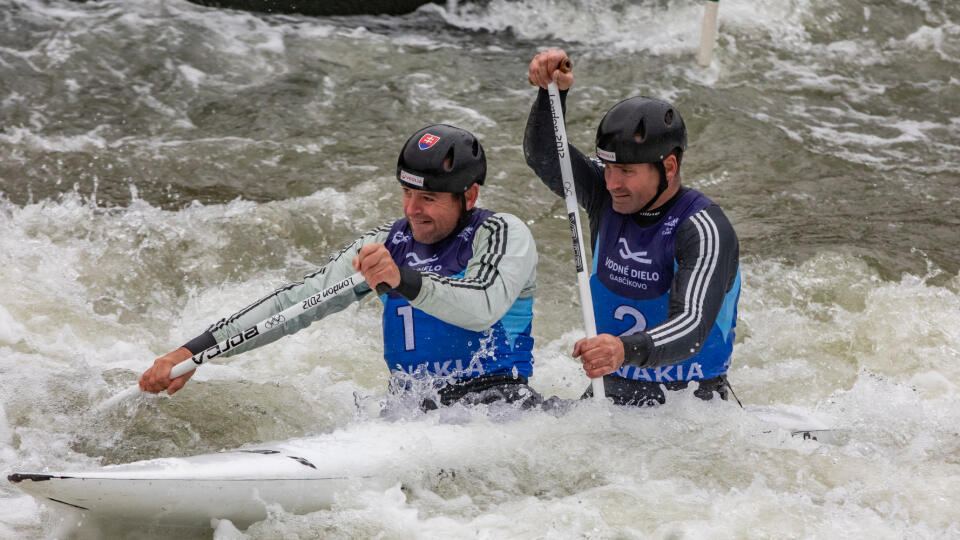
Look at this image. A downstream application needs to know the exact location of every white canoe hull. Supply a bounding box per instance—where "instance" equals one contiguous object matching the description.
[9,406,845,526]
[9,438,399,526]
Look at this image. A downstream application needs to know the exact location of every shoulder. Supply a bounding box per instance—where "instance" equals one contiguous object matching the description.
[675,204,738,251]
[486,211,528,229]
[471,212,536,253]
[677,193,735,229]
[483,212,534,240]
[362,221,395,244]
[328,221,393,261]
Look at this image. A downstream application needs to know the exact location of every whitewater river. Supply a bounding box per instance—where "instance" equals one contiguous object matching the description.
[1,0,958,538]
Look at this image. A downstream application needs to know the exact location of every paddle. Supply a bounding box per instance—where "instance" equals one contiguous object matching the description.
[97,271,369,411]
[169,271,367,378]
[540,59,605,400]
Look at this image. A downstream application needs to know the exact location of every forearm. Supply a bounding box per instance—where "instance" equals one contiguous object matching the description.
[406,214,537,331]
[523,88,608,224]
[183,224,391,356]
[524,88,569,198]
[620,316,713,369]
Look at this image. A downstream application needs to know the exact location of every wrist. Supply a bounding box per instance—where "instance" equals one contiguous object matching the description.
[620,332,653,367]
[182,332,216,355]
[394,266,423,300]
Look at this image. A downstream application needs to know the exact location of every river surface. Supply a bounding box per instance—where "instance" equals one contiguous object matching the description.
[1,0,958,538]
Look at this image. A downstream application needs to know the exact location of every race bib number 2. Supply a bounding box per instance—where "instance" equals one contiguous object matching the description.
[613,305,646,337]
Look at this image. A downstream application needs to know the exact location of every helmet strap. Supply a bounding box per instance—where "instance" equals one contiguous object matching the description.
[455,193,472,230]
[638,161,670,213]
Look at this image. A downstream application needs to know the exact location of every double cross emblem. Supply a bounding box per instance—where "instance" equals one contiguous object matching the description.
[405,252,440,267]
[392,231,411,245]
[618,238,652,264]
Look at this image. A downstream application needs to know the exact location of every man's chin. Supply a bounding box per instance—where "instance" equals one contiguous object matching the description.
[611,201,638,214]
[411,227,441,244]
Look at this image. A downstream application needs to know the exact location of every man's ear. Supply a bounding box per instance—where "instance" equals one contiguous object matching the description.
[663,154,679,184]
[464,183,480,211]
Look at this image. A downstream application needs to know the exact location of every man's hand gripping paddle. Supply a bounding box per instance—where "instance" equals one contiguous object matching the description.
[533,57,605,400]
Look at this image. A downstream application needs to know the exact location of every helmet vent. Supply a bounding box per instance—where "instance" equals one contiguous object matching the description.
[472,139,479,156]
[634,118,646,143]
[664,109,674,126]
[443,147,455,172]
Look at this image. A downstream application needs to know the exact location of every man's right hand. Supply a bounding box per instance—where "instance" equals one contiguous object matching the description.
[353,243,401,292]
[528,48,574,90]
[139,346,195,395]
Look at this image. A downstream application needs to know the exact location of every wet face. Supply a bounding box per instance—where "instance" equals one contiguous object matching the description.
[602,154,679,214]
[402,187,464,244]
[603,161,662,214]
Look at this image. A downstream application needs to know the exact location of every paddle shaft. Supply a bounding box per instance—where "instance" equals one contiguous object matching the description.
[545,80,605,400]
[170,271,366,379]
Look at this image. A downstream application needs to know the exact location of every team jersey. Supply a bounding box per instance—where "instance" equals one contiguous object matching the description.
[589,191,740,382]
[381,209,534,379]
[181,208,538,382]
[524,88,741,380]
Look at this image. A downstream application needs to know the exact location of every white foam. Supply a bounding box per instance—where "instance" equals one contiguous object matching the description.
[0,494,45,539]
[0,305,26,346]
[3,188,960,537]
[2,0,959,536]
[438,0,814,55]
[0,404,12,447]
[0,126,107,152]
[178,63,207,87]
[904,23,960,62]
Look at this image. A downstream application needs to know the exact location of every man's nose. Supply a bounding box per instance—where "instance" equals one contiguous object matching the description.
[605,170,621,189]
[405,197,421,214]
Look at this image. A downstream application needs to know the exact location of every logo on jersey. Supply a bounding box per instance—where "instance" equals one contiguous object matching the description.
[457,226,475,241]
[418,134,440,150]
[616,362,705,382]
[662,217,679,236]
[391,231,411,245]
[618,238,652,264]
[405,252,440,268]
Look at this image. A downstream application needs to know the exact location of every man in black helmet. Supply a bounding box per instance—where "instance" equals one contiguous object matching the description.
[140,124,542,410]
[524,49,741,407]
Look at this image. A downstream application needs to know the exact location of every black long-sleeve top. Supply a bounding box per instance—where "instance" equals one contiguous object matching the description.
[523,89,740,370]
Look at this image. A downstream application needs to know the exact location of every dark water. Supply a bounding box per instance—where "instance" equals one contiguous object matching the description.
[2,0,957,278]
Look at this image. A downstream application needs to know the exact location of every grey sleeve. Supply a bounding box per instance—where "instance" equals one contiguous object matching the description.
[522,88,609,245]
[182,223,392,357]
[620,205,740,368]
[406,213,537,332]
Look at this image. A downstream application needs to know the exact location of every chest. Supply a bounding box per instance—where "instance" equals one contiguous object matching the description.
[593,191,711,299]
[385,210,492,276]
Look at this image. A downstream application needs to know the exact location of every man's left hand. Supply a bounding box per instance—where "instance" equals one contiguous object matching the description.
[573,334,625,378]
[353,244,401,291]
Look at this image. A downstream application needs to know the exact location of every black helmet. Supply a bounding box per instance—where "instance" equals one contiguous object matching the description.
[396,124,486,193]
[595,96,687,164]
